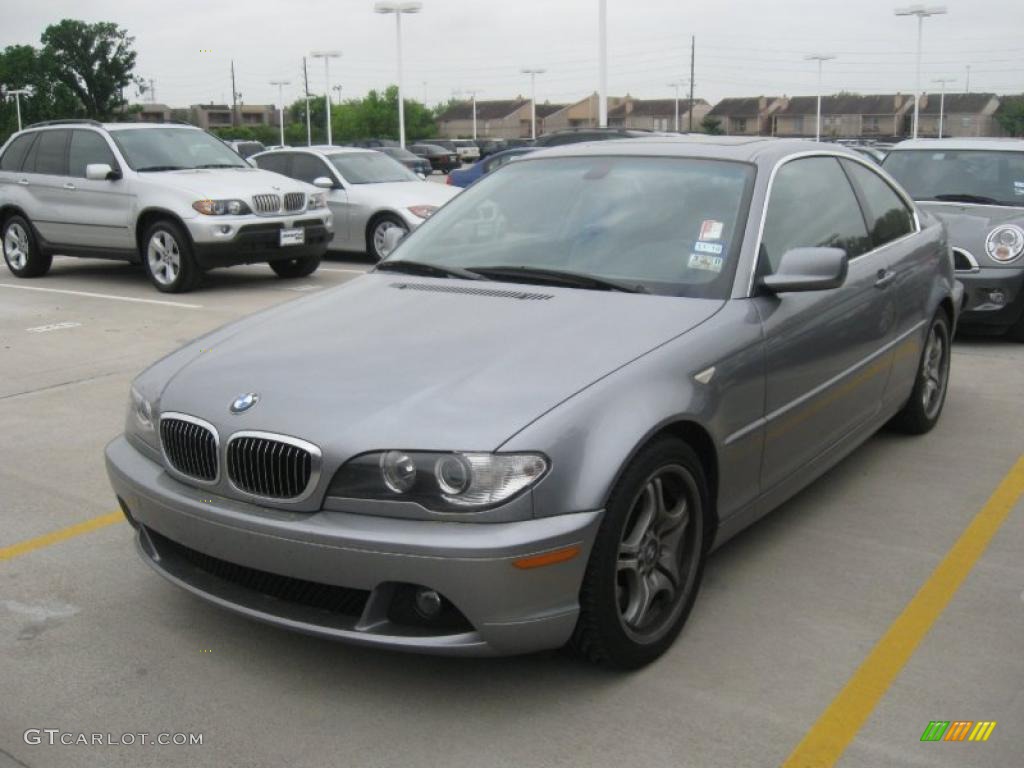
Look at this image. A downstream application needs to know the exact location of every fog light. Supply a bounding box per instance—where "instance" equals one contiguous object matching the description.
[988,289,1007,306]
[414,588,442,619]
[218,225,232,235]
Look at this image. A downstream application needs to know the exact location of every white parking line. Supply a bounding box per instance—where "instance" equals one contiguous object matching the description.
[26,321,82,333]
[0,283,202,309]
[318,267,369,274]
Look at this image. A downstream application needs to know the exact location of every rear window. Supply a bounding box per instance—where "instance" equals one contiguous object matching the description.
[0,133,36,172]
[28,130,69,175]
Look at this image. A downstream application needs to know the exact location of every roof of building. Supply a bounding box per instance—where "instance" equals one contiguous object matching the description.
[707,97,778,117]
[777,95,912,116]
[608,98,710,118]
[535,102,568,118]
[191,104,232,110]
[918,93,997,114]
[437,99,528,121]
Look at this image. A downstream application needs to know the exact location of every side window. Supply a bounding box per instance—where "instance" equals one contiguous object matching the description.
[0,133,37,172]
[68,131,117,177]
[760,156,871,273]
[253,153,289,175]
[31,130,70,175]
[841,159,915,248]
[291,154,333,185]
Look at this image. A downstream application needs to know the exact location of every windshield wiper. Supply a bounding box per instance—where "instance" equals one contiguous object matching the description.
[136,165,187,172]
[375,259,487,281]
[930,193,1005,205]
[466,265,649,294]
[194,163,247,169]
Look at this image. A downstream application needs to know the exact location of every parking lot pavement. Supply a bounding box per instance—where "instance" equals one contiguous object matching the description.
[1,260,1022,767]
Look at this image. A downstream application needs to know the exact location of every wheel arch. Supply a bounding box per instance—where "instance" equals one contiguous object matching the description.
[135,208,193,256]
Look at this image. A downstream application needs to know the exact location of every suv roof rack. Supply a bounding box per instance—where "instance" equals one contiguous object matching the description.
[26,119,104,129]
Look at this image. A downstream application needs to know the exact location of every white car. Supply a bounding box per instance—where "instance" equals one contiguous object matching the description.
[452,139,481,163]
[251,146,460,260]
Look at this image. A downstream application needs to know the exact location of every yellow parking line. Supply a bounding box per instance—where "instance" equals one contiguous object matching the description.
[0,511,124,562]
[783,455,1024,767]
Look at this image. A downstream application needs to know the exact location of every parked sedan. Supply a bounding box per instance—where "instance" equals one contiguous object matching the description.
[883,139,1024,340]
[376,145,432,177]
[408,143,460,174]
[251,146,459,259]
[107,137,958,668]
[447,147,534,188]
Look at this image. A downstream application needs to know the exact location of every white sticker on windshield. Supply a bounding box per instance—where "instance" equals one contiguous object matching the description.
[693,241,724,255]
[688,253,724,273]
[1014,181,1024,196]
[699,220,724,241]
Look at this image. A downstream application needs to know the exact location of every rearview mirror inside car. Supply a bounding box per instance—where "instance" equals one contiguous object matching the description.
[313,176,336,189]
[761,247,848,293]
[85,163,119,181]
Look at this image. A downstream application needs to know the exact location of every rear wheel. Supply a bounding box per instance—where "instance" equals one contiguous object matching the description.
[141,220,200,293]
[891,311,951,434]
[270,254,321,278]
[2,215,52,278]
[367,215,408,261]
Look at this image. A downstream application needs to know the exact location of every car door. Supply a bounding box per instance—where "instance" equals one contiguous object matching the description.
[290,153,350,248]
[754,155,899,493]
[63,129,134,251]
[19,129,71,246]
[840,158,925,407]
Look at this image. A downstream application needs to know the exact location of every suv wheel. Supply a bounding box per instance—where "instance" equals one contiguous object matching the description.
[142,220,200,293]
[2,215,52,278]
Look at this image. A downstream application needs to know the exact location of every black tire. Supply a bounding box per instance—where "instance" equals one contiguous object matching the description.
[891,311,952,434]
[570,437,709,669]
[2,214,52,278]
[366,214,408,262]
[140,219,201,293]
[270,254,321,278]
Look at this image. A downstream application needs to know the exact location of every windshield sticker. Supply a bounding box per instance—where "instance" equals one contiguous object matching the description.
[693,241,724,255]
[699,220,724,240]
[1014,181,1024,196]
[688,253,724,273]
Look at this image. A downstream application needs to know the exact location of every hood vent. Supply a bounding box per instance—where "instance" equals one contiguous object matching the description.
[390,282,553,301]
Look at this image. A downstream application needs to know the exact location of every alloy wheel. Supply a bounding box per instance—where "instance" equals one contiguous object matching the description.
[147,230,181,286]
[373,220,407,259]
[921,323,949,420]
[4,223,29,270]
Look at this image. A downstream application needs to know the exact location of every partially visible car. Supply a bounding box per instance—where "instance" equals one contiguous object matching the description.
[250,146,459,260]
[351,138,399,149]
[451,139,481,163]
[0,121,331,292]
[476,138,507,158]
[376,145,432,177]
[503,138,535,149]
[223,139,266,159]
[408,143,460,174]
[849,145,887,164]
[532,128,662,147]
[447,147,535,188]
[882,138,1024,340]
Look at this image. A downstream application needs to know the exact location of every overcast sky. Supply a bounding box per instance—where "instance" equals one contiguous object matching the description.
[3,0,1022,109]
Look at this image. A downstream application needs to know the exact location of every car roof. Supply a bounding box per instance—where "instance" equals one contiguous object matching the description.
[257,146,378,157]
[891,138,1024,152]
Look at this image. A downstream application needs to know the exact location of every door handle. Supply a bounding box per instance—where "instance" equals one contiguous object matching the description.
[63,182,76,190]
[874,269,896,289]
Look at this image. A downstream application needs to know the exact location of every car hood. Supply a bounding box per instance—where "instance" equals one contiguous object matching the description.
[138,167,314,199]
[918,201,1024,267]
[155,274,722,457]
[342,180,460,208]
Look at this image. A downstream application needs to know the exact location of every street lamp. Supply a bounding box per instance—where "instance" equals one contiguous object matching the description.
[463,89,482,140]
[310,50,341,146]
[805,54,836,142]
[374,1,423,148]
[2,86,32,131]
[895,5,948,139]
[667,80,687,132]
[598,0,608,127]
[520,68,546,139]
[931,77,956,137]
[269,80,290,147]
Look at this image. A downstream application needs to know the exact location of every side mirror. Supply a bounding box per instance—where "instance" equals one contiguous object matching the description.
[86,163,119,181]
[761,247,848,293]
[313,176,336,189]
[382,227,406,256]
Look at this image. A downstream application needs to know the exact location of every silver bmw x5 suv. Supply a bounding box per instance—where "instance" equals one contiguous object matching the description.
[0,120,333,292]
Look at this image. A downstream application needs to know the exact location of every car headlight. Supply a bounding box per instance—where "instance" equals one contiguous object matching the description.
[407,205,438,219]
[129,385,154,431]
[307,192,327,210]
[192,199,252,216]
[985,225,1024,263]
[327,451,548,512]
[125,384,159,453]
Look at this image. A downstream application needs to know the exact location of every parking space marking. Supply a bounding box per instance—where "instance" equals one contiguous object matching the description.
[318,267,369,274]
[782,454,1024,767]
[0,283,202,309]
[25,321,82,333]
[0,511,123,562]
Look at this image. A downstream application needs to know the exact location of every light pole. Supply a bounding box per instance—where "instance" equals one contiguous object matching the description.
[598,0,608,127]
[375,1,423,148]
[668,80,686,132]
[521,68,546,139]
[932,77,955,137]
[3,87,31,131]
[895,5,947,139]
[805,54,836,142]
[464,89,482,140]
[310,50,341,145]
[270,80,290,146]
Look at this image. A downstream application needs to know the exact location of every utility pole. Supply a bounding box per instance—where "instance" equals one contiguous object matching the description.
[4,87,31,131]
[464,89,482,139]
[333,85,343,103]
[805,53,836,142]
[965,64,971,94]
[311,51,341,146]
[231,61,239,127]
[270,80,290,146]
[689,36,696,131]
[302,57,311,145]
[520,68,546,139]
[932,77,956,137]
[148,78,156,104]
[895,5,948,140]
[598,0,608,127]
[667,81,684,132]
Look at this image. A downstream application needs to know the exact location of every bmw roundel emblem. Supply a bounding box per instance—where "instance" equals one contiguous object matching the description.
[230,392,260,414]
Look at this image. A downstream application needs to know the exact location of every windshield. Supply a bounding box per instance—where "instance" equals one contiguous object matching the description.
[328,152,417,184]
[382,147,418,161]
[883,149,1024,206]
[109,128,248,171]
[387,156,755,298]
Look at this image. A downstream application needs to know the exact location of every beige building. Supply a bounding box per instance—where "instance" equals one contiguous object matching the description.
[542,93,627,133]
[188,103,278,130]
[772,95,914,138]
[608,97,711,131]
[705,97,785,135]
[436,99,532,139]
[916,93,1000,137]
[129,103,173,122]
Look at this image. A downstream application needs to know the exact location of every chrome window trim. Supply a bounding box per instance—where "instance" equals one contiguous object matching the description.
[744,150,922,298]
[952,247,980,273]
[158,411,221,486]
[224,430,323,505]
[916,200,1024,212]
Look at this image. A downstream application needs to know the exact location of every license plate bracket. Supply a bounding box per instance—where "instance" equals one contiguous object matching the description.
[280,227,305,247]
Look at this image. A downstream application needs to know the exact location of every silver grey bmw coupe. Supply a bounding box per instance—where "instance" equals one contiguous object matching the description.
[106,137,961,667]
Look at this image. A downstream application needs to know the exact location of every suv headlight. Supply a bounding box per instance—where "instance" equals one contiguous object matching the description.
[407,205,438,219]
[327,451,548,512]
[192,199,252,216]
[307,192,327,210]
[985,225,1024,263]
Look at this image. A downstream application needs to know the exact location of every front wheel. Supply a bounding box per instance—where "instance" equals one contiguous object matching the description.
[891,311,951,434]
[367,215,408,262]
[270,254,321,278]
[570,437,708,668]
[2,215,52,278]
[141,220,200,293]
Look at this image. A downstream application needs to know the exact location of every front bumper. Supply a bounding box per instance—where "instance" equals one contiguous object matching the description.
[956,266,1024,330]
[186,214,332,269]
[105,436,601,656]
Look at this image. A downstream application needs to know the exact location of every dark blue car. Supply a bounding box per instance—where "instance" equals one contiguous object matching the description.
[447,147,535,188]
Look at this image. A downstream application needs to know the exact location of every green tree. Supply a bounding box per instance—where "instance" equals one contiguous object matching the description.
[995,96,1024,137]
[700,115,724,135]
[0,44,82,139]
[40,19,140,118]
